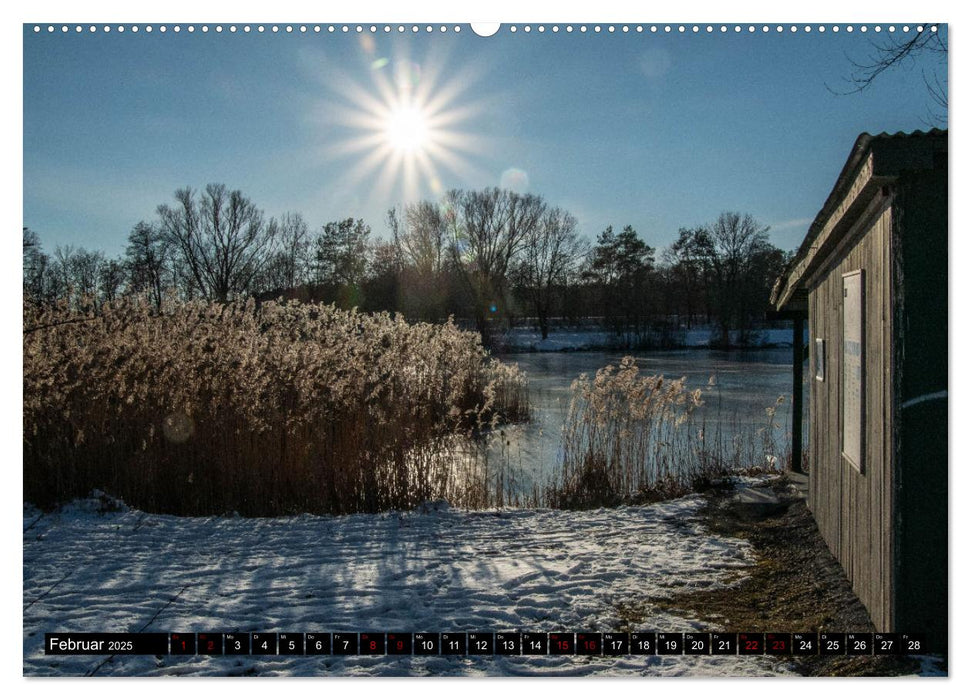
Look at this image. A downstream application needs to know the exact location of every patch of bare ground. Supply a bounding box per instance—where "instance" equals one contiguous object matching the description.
[629,473,944,676]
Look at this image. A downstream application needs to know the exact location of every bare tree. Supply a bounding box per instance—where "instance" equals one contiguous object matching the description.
[835,25,948,124]
[125,221,171,310]
[706,212,772,346]
[50,245,74,300]
[388,202,449,321]
[446,187,546,335]
[516,207,587,339]
[157,184,276,302]
[98,258,126,303]
[50,245,103,308]
[71,249,104,303]
[394,200,448,276]
[259,212,310,293]
[23,228,51,303]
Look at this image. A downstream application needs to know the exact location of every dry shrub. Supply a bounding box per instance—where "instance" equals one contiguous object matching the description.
[23,297,528,515]
[549,356,786,509]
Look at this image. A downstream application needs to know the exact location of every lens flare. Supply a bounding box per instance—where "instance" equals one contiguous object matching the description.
[394,60,422,89]
[500,167,530,192]
[358,33,376,55]
[162,412,194,443]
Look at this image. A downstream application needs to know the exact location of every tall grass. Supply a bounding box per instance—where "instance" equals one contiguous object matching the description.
[23,297,528,515]
[548,356,786,509]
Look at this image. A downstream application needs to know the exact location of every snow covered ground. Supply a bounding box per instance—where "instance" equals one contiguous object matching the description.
[23,492,797,677]
[502,329,614,352]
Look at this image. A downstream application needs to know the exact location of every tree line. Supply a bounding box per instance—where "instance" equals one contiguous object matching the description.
[23,184,790,348]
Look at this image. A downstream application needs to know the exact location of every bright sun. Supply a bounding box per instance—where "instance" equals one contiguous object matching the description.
[321,51,489,202]
[384,105,429,152]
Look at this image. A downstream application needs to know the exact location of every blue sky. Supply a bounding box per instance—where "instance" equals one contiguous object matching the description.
[23,23,947,257]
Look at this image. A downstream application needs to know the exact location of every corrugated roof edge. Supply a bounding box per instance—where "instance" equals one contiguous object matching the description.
[770,128,948,308]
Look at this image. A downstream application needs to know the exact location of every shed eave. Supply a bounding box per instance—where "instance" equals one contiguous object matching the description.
[771,128,947,313]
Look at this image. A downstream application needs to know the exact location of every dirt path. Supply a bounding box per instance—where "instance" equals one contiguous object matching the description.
[641,474,943,676]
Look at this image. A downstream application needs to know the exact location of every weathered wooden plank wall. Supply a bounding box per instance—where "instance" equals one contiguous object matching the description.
[807,200,893,631]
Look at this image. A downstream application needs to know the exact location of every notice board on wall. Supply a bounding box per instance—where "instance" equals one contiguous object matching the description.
[842,270,864,471]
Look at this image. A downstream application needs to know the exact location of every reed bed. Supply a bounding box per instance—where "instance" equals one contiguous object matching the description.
[548,356,787,509]
[23,298,529,515]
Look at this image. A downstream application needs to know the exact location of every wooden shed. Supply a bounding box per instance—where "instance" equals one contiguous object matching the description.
[771,129,947,651]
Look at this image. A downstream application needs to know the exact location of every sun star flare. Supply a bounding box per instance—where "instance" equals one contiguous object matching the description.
[312,51,491,203]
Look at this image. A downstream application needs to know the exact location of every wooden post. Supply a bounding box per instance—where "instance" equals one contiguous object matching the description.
[791,315,804,473]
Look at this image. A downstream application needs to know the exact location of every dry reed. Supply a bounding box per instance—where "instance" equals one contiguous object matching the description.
[548,356,787,508]
[23,297,529,515]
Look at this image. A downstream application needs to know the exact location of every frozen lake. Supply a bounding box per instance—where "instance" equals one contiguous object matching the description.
[479,349,801,498]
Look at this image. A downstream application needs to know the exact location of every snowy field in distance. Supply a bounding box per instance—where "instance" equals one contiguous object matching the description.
[23,491,797,676]
[499,326,795,353]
